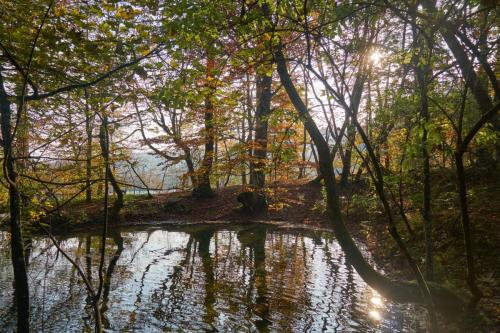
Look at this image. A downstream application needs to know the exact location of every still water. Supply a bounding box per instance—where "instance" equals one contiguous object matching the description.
[0,224,426,332]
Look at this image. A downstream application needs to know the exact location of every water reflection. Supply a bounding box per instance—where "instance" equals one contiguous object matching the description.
[0,224,426,332]
[238,226,270,332]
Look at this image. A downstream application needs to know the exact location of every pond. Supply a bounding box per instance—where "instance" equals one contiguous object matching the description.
[0,223,427,332]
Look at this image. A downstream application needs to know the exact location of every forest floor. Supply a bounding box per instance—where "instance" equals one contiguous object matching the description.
[30,167,500,332]
[56,178,330,229]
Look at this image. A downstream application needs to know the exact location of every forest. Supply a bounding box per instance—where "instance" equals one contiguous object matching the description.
[0,0,499,332]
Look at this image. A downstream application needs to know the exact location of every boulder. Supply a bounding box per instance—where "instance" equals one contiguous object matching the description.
[237,191,267,214]
[163,197,191,213]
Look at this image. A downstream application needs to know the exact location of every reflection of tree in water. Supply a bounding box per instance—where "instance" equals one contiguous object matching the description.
[191,229,216,329]
[321,240,358,332]
[148,233,195,328]
[83,235,93,331]
[237,226,270,332]
[26,236,91,331]
[265,232,312,331]
[125,231,165,329]
[0,227,421,332]
[100,230,124,329]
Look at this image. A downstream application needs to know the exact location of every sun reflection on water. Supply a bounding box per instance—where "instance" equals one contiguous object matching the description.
[368,291,384,322]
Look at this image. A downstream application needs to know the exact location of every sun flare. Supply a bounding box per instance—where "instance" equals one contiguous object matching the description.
[369,50,384,65]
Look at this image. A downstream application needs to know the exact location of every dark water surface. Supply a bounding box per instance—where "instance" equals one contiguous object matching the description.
[0,224,427,332]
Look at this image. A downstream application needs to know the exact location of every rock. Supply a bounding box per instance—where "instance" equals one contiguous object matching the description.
[237,191,267,214]
[192,184,215,198]
[163,197,191,213]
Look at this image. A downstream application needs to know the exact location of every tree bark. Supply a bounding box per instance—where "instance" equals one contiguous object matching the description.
[193,51,216,198]
[250,73,272,188]
[99,115,123,215]
[454,151,482,304]
[84,90,93,203]
[340,72,365,188]
[0,71,30,333]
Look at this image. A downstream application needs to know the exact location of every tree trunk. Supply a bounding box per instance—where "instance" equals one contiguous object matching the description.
[454,151,482,304]
[193,51,216,198]
[84,90,93,203]
[0,71,30,333]
[340,135,353,187]
[298,125,307,179]
[340,71,365,188]
[183,150,197,188]
[412,17,434,280]
[250,73,272,188]
[99,115,123,215]
[245,73,254,186]
[418,81,433,280]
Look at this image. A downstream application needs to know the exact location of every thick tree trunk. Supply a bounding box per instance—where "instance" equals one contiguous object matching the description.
[0,72,30,333]
[193,52,216,198]
[241,2,272,214]
[250,73,272,188]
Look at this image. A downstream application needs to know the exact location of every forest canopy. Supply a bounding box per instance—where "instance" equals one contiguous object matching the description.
[0,0,498,332]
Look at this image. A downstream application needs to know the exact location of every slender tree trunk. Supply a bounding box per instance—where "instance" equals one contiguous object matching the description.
[298,124,307,179]
[340,72,365,188]
[420,0,496,299]
[84,90,93,203]
[419,80,433,280]
[298,71,309,179]
[241,118,247,185]
[184,150,197,188]
[0,71,30,333]
[127,160,152,198]
[245,73,254,186]
[413,20,434,279]
[340,133,353,187]
[99,115,123,214]
[16,106,29,174]
[454,151,482,304]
